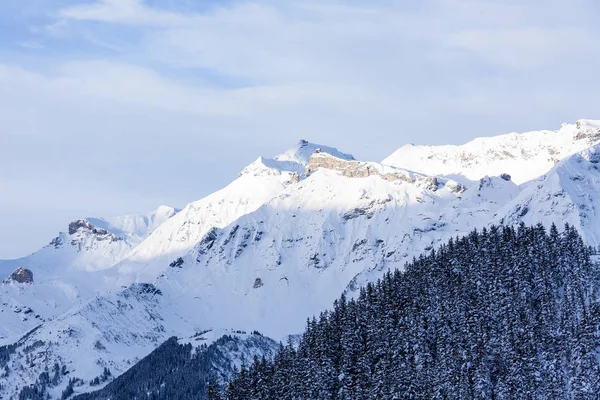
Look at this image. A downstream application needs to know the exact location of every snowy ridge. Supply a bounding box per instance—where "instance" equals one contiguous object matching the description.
[112,141,353,283]
[497,144,600,246]
[3,122,600,398]
[383,119,600,184]
[1,283,220,398]
[0,206,178,343]
[0,205,178,276]
[86,205,179,246]
[241,140,354,176]
[0,281,278,399]
[174,166,518,336]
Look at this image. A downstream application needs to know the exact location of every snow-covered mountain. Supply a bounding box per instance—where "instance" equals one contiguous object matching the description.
[111,140,354,283]
[0,206,178,342]
[0,281,275,399]
[496,143,600,246]
[0,205,178,276]
[86,205,180,248]
[383,119,600,184]
[2,120,600,399]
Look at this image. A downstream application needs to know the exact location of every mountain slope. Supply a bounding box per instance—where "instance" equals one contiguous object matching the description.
[0,205,178,277]
[0,206,178,342]
[112,141,353,283]
[1,151,518,398]
[73,334,278,400]
[1,283,188,399]
[223,225,600,399]
[497,144,600,246]
[3,122,600,398]
[159,157,517,337]
[86,205,180,247]
[383,119,600,184]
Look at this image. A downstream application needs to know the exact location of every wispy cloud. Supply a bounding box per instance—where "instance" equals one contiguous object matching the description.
[446,27,599,69]
[59,0,197,27]
[41,20,70,37]
[55,0,600,73]
[0,0,599,258]
[18,41,43,49]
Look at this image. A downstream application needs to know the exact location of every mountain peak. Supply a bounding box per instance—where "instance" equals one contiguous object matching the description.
[571,119,600,143]
[274,139,355,165]
[86,206,179,244]
[550,142,600,178]
[383,120,600,185]
[240,140,354,177]
[152,205,179,216]
[496,142,600,246]
[3,206,179,277]
[2,267,34,284]
[575,119,600,129]
[67,219,115,237]
[6,122,600,398]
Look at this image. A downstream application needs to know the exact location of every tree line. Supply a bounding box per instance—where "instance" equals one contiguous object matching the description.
[217,223,600,399]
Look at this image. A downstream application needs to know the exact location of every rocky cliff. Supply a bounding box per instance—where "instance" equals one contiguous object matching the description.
[306,151,464,192]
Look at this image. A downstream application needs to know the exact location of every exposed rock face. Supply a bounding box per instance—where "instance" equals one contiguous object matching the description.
[169,257,184,268]
[68,219,121,242]
[446,181,466,194]
[306,152,460,193]
[307,152,413,183]
[500,173,512,181]
[422,176,439,191]
[253,278,264,288]
[70,220,108,237]
[575,120,600,143]
[5,267,34,284]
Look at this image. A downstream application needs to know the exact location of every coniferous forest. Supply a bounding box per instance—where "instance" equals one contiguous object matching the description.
[216,223,600,399]
[71,334,276,400]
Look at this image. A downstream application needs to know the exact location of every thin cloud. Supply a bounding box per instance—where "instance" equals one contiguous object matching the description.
[446,27,599,69]
[42,20,70,37]
[55,0,600,77]
[0,0,599,258]
[18,41,43,49]
[59,0,197,27]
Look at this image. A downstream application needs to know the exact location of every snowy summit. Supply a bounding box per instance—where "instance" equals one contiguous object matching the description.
[2,120,600,399]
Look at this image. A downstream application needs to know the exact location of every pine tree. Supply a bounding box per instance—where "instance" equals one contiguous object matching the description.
[206,377,222,400]
[225,224,600,400]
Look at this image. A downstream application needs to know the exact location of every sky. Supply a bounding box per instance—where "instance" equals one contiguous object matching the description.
[0,0,599,258]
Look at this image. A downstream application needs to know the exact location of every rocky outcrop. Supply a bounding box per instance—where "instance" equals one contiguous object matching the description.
[286,172,300,184]
[421,176,439,191]
[4,267,34,284]
[306,152,413,183]
[306,152,463,193]
[68,219,121,242]
[575,120,600,143]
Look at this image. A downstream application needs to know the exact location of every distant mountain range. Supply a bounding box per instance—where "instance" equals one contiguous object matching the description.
[2,119,600,399]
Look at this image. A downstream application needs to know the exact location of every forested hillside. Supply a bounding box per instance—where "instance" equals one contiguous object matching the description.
[73,333,277,400]
[218,223,600,399]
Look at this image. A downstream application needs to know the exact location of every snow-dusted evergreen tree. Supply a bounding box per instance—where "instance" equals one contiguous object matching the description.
[222,224,600,399]
[206,378,221,400]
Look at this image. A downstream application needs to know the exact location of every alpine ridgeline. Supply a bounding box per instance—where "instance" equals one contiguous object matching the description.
[2,120,600,398]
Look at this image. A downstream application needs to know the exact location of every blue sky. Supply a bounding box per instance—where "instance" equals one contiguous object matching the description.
[1,0,599,258]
